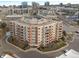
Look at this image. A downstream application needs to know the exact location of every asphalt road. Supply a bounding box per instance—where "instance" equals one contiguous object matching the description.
[1,36,64,58]
[66,33,79,52]
[16,51,50,58]
[1,35,50,58]
[0,20,79,58]
[63,21,79,52]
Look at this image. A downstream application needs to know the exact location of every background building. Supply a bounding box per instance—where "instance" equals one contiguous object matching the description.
[32,2,39,15]
[21,2,28,8]
[44,2,50,6]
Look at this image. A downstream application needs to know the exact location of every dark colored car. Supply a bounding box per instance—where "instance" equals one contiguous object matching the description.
[75,31,79,33]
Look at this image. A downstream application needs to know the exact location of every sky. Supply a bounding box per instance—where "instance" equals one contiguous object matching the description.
[0,0,79,6]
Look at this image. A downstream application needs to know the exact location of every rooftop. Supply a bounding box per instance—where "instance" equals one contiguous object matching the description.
[6,14,63,26]
[6,15,23,18]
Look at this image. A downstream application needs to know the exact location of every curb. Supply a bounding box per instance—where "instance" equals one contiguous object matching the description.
[6,36,69,54]
[6,38,69,54]
[36,44,69,54]
[6,38,30,52]
[69,34,75,43]
[70,37,75,43]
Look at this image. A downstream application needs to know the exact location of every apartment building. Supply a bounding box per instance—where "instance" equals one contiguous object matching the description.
[7,15,63,47]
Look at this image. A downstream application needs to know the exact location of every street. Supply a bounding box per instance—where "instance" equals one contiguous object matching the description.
[0,19,79,58]
[63,19,79,52]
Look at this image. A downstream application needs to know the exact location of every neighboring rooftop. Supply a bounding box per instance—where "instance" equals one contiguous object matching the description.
[6,14,62,26]
[6,15,23,18]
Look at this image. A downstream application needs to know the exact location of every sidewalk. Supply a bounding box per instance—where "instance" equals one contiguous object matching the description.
[5,35,69,54]
[6,38,69,54]
[34,44,69,54]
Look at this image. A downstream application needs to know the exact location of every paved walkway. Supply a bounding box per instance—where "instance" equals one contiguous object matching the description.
[6,37,69,54]
[0,30,76,58]
[0,35,67,58]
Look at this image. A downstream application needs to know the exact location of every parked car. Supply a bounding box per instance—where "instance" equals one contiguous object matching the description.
[75,31,79,33]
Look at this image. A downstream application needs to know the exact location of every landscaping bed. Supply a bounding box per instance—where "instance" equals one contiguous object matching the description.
[37,39,66,52]
[8,36,30,50]
[37,31,73,52]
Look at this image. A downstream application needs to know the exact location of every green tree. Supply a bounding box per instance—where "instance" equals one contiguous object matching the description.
[60,37,65,41]
[0,22,7,35]
[1,22,7,28]
[77,20,79,25]
[63,31,67,36]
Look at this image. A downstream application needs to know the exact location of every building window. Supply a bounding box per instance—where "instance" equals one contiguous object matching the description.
[21,37,23,39]
[38,37,40,39]
[32,30,35,32]
[60,25,62,27]
[28,36,30,38]
[49,26,51,28]
[21,32,23,34]
[38,28,40,29]
[46,41,48,42]
[21,26,23,28]
[17,25,20,27]
[32,27,35,29]
[28,27,30,29]
[45,27,47,28]
[21,29,23,31]
[38,34,40,35]
[45,33,48,34]
[28,31,30,32]
[59,31,62,32]
[10,22,12,24]
[46,35,48,37]
[59,28,62,30]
